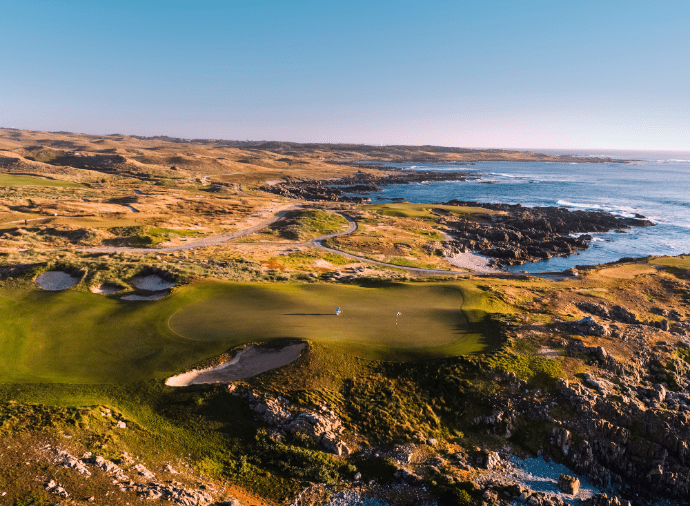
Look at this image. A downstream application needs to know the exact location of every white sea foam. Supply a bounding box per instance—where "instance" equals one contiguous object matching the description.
[557,200,600,209]
[490,172,524,178]
[556,200,641,219]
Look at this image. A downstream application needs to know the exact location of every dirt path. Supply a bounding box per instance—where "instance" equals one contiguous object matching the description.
[1,216,54,225]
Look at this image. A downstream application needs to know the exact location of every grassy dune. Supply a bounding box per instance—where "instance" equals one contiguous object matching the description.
[0,281,503,384]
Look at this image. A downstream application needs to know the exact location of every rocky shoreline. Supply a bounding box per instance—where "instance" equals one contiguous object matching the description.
[261,171,481,203]
[262,171,654,268]
[438,200,654,267]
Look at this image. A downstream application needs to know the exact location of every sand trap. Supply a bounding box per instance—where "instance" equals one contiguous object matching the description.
[130,274,176,291]
[91,283,125,295]
[445,252,503,274]
[35,271,81,291]
[121,290,170,301]
[165,343,307,387]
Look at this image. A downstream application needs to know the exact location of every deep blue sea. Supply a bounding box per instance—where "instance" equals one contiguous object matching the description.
[347,150,690,273]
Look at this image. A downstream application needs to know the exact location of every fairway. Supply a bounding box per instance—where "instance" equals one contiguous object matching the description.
[0,281,499,384]
[0,173,79,187]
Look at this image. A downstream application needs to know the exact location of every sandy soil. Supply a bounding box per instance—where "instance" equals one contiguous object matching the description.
[538,347,559,358]
[130,275,176,291]
[90,283,125,295]
[35,271,81,291]
[444,251,503,274]
[165,342,307,387]
[121,291,170,301]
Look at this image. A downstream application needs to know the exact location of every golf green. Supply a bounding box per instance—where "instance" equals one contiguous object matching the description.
[168,283,484,358]
[0,281,498,384]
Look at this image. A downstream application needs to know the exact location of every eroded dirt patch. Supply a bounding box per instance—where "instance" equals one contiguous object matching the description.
[90,283,125,295]
[130,274,175,291]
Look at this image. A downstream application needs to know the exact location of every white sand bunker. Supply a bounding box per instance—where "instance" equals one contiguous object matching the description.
[121,290,170,301]
[91,283,125,295]
[166,343,307,387]
[35,271,81,291]
[130,274,176,291]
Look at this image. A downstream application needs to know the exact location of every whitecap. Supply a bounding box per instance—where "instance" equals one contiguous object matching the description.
[557,200,603,210]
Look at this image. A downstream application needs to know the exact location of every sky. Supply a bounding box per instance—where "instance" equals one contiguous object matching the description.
[1,0,689,150]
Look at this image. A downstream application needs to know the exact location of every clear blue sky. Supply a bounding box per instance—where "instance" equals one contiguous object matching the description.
[1,0,688,150]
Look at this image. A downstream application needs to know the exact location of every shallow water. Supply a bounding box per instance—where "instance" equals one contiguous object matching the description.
[347,150,690,272]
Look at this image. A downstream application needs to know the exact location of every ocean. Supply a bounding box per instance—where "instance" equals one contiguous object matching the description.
[346,150,690,273]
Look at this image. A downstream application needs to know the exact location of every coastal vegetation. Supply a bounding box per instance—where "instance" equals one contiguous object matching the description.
[1,129,689,505]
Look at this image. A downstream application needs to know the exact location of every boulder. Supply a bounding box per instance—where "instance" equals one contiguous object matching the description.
[55,449,90,476]
[558,474,580,494]
[589,493,632,506]
[565,316,610,337]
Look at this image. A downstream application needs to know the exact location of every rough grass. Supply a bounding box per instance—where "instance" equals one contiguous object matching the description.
[112,225,203,246]
[0,382,304,502]
[261,209,348,241]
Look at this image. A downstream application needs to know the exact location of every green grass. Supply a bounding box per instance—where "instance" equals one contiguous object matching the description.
[168,282,496,361]
[0,280,502,384]
[147,226,202,239]
[0,174,80,187]
[366,203,501,220]
[266,209,348,241]
[649,255,690,270]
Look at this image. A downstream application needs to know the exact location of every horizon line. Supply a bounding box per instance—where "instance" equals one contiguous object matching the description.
[2,126,689,153]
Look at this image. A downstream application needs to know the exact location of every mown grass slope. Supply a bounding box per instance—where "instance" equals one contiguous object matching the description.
[0,173,80,187]
[0,280,505,384]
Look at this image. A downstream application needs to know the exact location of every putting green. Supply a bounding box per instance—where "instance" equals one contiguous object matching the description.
[0,281,501,384]
[168,283,486,359]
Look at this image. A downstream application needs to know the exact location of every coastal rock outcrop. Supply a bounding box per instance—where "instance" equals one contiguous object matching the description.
[440,200,653,267]
[238,389,350,455]
[261,171,478,202]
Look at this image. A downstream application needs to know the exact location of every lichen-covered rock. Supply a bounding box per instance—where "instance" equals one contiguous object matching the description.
[54,449,91,476]
[239,389,349,455]
[319,431,350,456]
[565,316,610,337]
